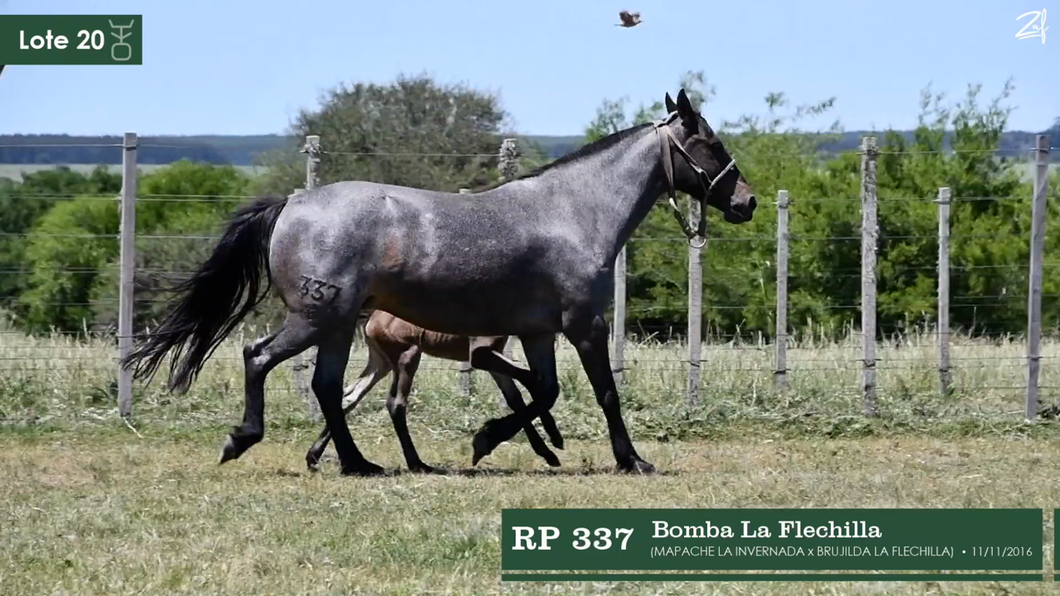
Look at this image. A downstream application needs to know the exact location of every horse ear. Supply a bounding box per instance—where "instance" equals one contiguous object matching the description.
[664,92,677,114]
[675,89,698,128]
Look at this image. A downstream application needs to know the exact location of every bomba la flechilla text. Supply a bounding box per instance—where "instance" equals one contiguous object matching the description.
[653,519,882,540]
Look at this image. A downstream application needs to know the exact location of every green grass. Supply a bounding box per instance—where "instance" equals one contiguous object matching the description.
[3,329,1060,594]
[2,430,1058,594]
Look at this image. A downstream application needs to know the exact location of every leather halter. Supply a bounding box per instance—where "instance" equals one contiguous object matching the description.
[653,111,738,249]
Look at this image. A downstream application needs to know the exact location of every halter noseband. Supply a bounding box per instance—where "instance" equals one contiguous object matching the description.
[653,111,738,249]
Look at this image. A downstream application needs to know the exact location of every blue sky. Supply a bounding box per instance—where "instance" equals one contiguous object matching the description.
[0,0,1057,136]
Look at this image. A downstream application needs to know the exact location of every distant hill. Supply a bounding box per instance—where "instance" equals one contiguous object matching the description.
[0,134,295,166]
[1,125,1056,167]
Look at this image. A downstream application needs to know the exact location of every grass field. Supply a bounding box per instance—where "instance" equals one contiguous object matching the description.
[3,329,1060,594]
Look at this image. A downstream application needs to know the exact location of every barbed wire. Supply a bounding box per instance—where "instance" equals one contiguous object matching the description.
[1,141,1053,156]
[0,189,1046,203]
[0,153,1055,409]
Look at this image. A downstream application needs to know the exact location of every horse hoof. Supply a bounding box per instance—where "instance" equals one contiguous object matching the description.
[544,453,562,467]
[218,435,240,465]
[305,453,321,472]
[409,462,437,474]
[472,432,493,466]
[543,429,564,450]
[618,459,655,475]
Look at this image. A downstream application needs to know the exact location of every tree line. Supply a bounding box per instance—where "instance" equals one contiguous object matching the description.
[0,73,1057,343]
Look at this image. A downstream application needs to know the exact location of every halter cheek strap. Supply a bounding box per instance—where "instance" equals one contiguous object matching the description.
[653,112,738,249]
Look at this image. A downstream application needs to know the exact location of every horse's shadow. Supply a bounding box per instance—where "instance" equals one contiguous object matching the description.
[276,459,681,479]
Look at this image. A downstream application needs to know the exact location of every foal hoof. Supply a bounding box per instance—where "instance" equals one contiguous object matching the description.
[341,461,385,477]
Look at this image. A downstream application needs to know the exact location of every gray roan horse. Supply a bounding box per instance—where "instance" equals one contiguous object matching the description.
[122,89,757,475]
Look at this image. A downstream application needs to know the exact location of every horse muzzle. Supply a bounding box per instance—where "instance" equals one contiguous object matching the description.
[724,195,756,223]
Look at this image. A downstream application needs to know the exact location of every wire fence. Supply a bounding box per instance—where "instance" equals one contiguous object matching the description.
[0,133,1055,428]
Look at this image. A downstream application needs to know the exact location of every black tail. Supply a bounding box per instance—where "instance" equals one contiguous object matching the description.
[122,195,289,393]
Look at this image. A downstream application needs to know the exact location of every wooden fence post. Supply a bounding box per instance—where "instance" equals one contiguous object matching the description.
[293,135,322,421]
[458,187,473,397]
[612,246,626,384]
[687,197,703,406]
[860,136,878,417]
[936,187,951,397]
[499,138,519,362]
[1026,134,1051,420]
[774,190,789,390]
[117,132,137,419]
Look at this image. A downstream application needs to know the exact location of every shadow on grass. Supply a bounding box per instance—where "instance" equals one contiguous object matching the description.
[278,460,681,479]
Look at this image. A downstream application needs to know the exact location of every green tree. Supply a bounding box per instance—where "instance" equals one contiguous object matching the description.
[0,166,120,324]
[581,75,1043,342]
[92,161,255,332]
[873,80,1031,336]
[18,197,119,333]
[255,73,509,195]
[18,161,252,333]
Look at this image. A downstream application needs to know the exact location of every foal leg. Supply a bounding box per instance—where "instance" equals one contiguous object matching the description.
[472,334,560,466]
[219,316,318,464]
[565,314,653,474]
[386,346,435,473]
[313,326,384,476]
[305,335,391,471]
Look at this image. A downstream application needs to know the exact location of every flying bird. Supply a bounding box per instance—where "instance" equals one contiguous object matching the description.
[616,10,642,27]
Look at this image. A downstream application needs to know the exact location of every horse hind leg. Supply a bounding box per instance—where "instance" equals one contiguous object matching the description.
[313,325,384,476]
[305,334,392,471]
[219,314,321,465]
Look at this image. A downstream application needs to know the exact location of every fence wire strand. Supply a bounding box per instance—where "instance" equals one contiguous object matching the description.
[0,133,1055,423]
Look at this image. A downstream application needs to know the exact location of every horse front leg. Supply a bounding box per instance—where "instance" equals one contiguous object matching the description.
[564,314,653,474]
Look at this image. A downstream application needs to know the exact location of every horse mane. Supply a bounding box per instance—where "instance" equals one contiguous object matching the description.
[473,122,654,193]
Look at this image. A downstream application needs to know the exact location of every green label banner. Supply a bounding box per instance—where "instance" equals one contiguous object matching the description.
[0,15,141,65]
[501,509,1042,572]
